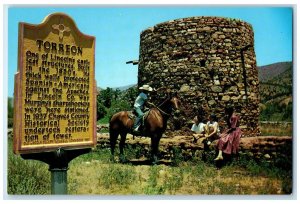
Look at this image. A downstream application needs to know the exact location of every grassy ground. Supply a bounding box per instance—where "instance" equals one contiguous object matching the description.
[259,122,292,136]
[66,147,292,195]
[7,122,293,195]
[7,136,50,195]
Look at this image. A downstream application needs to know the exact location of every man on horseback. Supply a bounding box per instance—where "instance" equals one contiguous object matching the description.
[133,84,153,134]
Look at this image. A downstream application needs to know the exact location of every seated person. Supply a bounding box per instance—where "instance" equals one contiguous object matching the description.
[191,115,206,142]
[204,113,220,145]
[214,106,242,161]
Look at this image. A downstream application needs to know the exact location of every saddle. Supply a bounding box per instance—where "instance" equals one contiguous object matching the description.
[128,110,150,136]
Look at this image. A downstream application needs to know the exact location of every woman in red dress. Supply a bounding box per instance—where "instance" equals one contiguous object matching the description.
[214,106,242,161]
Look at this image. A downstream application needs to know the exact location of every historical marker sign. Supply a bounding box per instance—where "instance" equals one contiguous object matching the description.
[14,13,97,154]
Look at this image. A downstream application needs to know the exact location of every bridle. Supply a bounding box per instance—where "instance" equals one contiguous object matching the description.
[155,95,180,116]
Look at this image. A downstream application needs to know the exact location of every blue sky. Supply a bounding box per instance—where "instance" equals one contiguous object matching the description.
[6,6,293,97]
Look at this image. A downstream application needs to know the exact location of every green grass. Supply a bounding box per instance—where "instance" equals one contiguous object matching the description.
[260,123,292,136]
[7,138,50,195]
[8,136,292,195]
[99,164,137,189]
[97,117,110,124]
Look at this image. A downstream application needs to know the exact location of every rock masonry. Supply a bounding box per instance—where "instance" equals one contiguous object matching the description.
[138,16,260,137]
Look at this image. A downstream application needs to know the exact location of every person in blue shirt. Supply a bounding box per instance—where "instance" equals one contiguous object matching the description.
[133,84,153,132]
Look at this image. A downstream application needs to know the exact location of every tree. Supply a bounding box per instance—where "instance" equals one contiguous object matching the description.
[97,101,107,120]
[8,97,13,118]
[123,87,138,106]
[114,88,121,101]
[106,100,131,121]
[8,97,14,128]
[98,87,113,108]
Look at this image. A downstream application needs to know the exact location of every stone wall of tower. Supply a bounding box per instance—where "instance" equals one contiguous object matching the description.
[138,16,260,137]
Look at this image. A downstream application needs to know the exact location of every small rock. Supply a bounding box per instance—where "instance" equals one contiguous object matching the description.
[222,95,230,101]
[180,84,190,92]
[211,85,222,93]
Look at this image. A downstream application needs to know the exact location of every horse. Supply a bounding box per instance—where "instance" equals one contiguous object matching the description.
[109,93,180,164]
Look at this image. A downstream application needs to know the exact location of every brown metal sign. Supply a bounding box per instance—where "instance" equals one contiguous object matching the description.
[14,13,97,154]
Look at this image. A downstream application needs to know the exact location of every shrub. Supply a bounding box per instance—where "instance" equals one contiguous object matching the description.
[143,165,166,195]
[106,100,131,120]
[7,139,50,194]
[8,118,14,128]
[170,147,184,166]
[8,97,14,128]
[260,102,292,122]
[99,164,137,189]
[97,102,107,120]
[163,168,184,194]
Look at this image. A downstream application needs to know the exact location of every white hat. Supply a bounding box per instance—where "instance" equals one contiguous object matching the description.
[139,84,153,92]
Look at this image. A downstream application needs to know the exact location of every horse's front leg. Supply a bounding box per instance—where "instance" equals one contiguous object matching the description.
[151,134,161,165]
[119,132,128,163]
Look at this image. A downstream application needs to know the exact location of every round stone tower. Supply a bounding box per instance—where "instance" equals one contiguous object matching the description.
[138,16,260,137]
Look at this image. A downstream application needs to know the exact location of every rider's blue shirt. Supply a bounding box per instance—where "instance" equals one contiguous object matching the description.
[134,92,148,110]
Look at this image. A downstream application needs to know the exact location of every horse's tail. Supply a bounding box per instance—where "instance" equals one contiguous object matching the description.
[109,112,120,157]
[109,113,119,137]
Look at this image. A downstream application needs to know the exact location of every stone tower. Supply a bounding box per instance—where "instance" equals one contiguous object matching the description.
[138,16,260,137]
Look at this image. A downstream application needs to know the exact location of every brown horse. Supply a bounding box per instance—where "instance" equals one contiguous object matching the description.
[109,93,180,164]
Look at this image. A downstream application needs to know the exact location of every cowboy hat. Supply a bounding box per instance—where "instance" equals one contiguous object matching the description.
[139,84,153,92]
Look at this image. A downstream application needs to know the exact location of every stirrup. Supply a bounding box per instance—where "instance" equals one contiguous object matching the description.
[132,128,141,136]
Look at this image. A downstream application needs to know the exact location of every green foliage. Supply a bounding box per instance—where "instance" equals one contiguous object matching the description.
[260,122,292,136]
[229,153,292,194]
[143,165,166,195]
[125,144,147,160]
[144,167,184,195]
[259,62,292,122]
[71,147,112,164]
[8,97,14,128]
[98,87,114,108]
[62,146,294,195]
[8,97,14,118]
[283,102,293,121]
[96,86,137,122]
[163,168,184,194]
[7,138,50,194]
[260,102,292,122]
[96,101,107,120]
[106,100,131,121]
[170,147,184,166]
[98,164,137,189]
[123,87,138,106]
[8,118,14,128]
[98,116,110,124]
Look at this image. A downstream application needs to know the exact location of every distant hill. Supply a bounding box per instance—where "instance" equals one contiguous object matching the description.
[112,84,136,91]
[258,61,292,121]
[258,61,292,104]
[97,84,136,94]
[258,61,292,83]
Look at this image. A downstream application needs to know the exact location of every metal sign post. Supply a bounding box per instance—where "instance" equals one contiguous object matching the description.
[21,148,91,194]
[51,168,68,194]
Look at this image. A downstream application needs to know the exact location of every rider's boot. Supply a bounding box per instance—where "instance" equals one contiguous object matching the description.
[132,125,141,135]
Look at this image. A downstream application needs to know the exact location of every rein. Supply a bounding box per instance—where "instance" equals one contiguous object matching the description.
[156,106,171,116]
[149,97,172,116]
